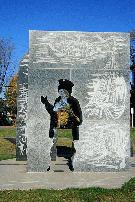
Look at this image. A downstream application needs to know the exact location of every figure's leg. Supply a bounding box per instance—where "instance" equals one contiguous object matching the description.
[50,144,57,161]
[68,142,76,171]
[50,129,57,161]
[47,129,57,171]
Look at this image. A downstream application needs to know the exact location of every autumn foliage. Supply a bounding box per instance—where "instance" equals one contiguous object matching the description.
[6,74,18,116]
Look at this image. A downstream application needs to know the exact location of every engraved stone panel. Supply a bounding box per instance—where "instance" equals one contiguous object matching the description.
[30,31,129,70]
[71,69,130,171]
[16,54,28,160]
[27,31,130,171]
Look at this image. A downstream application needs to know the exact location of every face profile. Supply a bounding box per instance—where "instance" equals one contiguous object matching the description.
[58,89,69,99]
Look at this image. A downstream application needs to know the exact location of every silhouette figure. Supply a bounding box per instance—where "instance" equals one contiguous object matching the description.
[41,79,82,171]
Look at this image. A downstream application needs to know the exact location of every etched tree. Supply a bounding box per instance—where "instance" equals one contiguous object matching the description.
[84,73,127,120]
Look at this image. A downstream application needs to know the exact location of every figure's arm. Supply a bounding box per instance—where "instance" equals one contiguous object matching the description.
[73,112,81,123]
[71,98,82,126]
[41,96,53,114]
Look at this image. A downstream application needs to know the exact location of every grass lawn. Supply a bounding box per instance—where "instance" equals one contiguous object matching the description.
[56,138,73,147]
[56,129,73,147]
[0,138,16,161]
[0,178,135,202]
[131,128,135,154]
[0,127,16,138]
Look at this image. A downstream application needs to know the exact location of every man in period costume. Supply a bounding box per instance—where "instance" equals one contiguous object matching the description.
[41,79,82,171]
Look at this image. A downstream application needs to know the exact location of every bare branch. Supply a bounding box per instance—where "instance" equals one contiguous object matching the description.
[0,37,14,94]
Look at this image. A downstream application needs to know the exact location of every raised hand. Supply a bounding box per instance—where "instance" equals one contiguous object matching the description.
[41,96,47,104]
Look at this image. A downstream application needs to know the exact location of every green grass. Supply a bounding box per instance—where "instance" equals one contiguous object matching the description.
[56,129,73,147]
[56,138,73,147]
[0,138,16,161]
[131,128,135,154]
[57,129,73,139]
[0,178,135,202]
[0,127,16,138]
[0,154,16,161]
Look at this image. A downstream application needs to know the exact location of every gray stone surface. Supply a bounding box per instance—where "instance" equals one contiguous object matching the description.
[16,54,28,160]
[0,158,135,190]
[27,69,70,171]
[27,31,130,172]
[29,31,129,70]
[72,69,130,171]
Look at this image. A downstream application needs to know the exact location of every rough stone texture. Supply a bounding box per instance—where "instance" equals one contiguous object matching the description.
[72,69,130,171]
[27,31,130,172]
[16,54,28,161]
[27,69,70,171]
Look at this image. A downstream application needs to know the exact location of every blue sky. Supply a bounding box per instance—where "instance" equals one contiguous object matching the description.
[0,0,135,71]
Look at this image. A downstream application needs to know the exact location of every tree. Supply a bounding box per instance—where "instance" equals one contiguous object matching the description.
[130,30,135,71]
[0,37,14,95]
[130,30,135,127]
[5,74,18,116]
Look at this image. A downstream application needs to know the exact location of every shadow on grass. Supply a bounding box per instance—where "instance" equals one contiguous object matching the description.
[4,137,16,144]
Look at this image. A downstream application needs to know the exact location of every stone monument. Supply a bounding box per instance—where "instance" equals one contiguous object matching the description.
[16,54,28,161]
[20,31,130,172]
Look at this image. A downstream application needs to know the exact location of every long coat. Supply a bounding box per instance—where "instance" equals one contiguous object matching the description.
[44,96,82,140]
